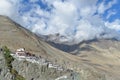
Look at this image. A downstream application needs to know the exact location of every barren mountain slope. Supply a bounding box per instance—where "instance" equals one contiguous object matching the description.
[49,39,120,79]
[0,16,77,62]
[77,39,120,77]
[0,16,85,71]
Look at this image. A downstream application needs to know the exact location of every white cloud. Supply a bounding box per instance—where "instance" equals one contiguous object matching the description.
[0,0,120,44]
[71,0,97,17]
[0,0,20,16]
[98,0,117,14]
[105,19,120,31]
[0,0,12,16]
[106,10,116,19]
[29,0,39,3]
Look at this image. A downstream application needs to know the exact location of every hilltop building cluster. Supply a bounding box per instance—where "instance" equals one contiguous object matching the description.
[15,48,35,57]
[11,48,64,71]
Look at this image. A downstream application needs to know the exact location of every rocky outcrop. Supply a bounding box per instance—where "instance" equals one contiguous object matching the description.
[0,51,13,80]
[12,59,70,80]
[0,50,80,80]
[11,53,80,80]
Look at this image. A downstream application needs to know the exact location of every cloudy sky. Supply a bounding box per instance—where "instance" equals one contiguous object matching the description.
[0,0,120,43]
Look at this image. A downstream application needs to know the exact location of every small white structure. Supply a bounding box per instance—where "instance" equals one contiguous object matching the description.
[16,48,26,56]
[55,75,67,80]
[16,48,25,52]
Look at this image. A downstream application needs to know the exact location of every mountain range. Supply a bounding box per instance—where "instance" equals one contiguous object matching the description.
[0,15,120,80]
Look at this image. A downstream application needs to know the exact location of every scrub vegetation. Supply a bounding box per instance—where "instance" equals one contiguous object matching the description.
[3,46,25,80]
